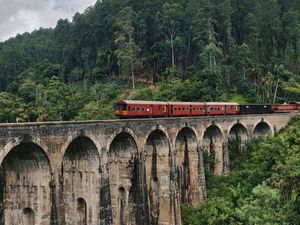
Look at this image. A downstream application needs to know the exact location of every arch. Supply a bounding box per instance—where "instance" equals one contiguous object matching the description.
[109,132,138,155]
[63,136,100,162]
[62,136,100,225]
[60,133,101,163]
[228,123,249,153]
[173,126,199,147]
[175,127,201,204]
[107,127,139,154]
[145,129,170,156]
[22,207,35,225]
[202,125,224,175]
[253,121,272,138]
[143,125,171,150]
[76,198,87,225]
[0,140,52,170]
[144,129,172,224]
[227,121,248,137]
[1,143,51,225]
[202,125,223,142]
[108,132,139,225]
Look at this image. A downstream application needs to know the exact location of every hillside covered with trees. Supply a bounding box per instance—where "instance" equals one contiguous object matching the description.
[1,0,300,122]
[182,116,300,225]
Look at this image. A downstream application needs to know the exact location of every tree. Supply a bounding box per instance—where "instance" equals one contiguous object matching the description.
[156,3,184,67]
[0,92,26,122]
[114,7,141,89]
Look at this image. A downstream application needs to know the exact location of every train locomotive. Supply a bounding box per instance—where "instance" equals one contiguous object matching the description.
[114,100,300,118]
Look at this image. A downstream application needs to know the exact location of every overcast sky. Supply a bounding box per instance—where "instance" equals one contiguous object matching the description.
[0,0,97,42]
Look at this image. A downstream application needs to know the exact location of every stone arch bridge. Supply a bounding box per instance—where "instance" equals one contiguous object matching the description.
[0,113,296,225]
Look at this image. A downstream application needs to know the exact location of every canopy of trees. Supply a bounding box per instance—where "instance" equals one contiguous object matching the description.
[0,0,300,122]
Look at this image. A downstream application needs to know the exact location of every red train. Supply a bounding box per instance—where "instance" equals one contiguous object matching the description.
[114,100,300,118]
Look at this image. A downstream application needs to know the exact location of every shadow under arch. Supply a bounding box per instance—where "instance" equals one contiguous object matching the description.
[202,125,224,175]
[228,123,249,152]
[22,207,35,225]
[1,142,51,225]
[253,121,272,139]
[62,136,100,225]
[107,127,140,154]
[175,127,203,204]
[144,129,173,225]
[108,131,141,225]
[76,198,87,225]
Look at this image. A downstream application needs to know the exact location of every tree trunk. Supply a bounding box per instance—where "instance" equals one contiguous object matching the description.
[273,78,279,103]
[131,59,135,89]
[171,34,175,67]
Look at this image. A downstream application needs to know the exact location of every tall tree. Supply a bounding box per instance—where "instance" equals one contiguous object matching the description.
[156,3,184,67]
[114,7,141,89]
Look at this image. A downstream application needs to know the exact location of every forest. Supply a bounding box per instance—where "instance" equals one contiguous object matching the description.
[1,0,300,122]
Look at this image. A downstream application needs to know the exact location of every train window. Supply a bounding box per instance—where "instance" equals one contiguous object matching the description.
[142,108,145,111]
[137,107,140,111]
[115,104,126,111]
[132,107,135,111]
[128,106,131,111]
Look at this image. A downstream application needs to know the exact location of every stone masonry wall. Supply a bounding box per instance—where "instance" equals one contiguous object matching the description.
[0,113,296,225]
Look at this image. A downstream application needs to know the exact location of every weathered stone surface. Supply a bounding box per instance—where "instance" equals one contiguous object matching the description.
[0,113,296,225]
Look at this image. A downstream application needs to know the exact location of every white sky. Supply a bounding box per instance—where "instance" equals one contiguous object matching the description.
[0,0,97,42]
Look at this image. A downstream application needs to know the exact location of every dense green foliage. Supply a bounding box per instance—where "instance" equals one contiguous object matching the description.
[1,0,300,122]
[182,116,300,225]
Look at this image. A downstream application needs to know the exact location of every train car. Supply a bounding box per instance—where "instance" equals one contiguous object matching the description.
[190,102,206,116]
[168,102,192,117]
[240,104,272,114]
[168,102,207,117]
[206,102,239,115]
[272,103,297,112]
[114,100,168,118]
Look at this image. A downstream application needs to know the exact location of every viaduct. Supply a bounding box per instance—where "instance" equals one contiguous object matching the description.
[0,113,296,225]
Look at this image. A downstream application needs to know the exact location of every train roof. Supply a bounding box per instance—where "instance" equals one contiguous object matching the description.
[168,102,205,105]
[206,102,239,105]
[116,100,240,106]
[239,103,271,105]
[116,100,168,105]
